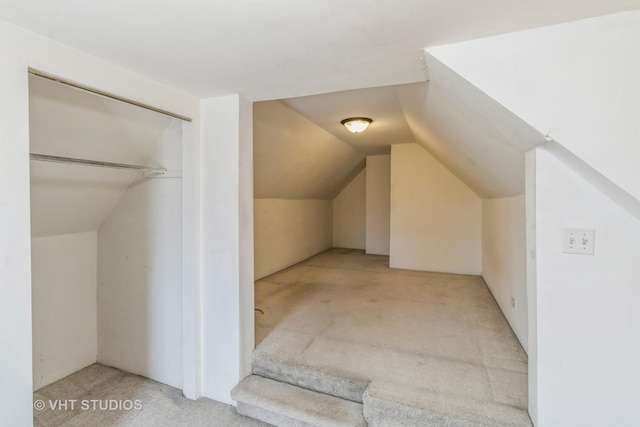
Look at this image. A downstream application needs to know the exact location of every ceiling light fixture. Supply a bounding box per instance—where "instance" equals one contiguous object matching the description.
[341,117,372,134]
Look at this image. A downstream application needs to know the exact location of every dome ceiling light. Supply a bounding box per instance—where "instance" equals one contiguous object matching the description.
[341,117,372,134]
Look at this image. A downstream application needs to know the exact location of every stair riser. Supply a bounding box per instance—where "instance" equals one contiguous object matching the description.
[232,375,367,427]
[363,390,533,427]
[237,402,313,427]
[252,351,369,403]
[363,394,452,427]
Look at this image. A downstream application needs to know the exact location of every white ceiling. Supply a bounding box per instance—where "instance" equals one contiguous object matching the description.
[29,75,180,237]
[1,1,639,100]
[13,2,640,205]
[283,85,416,156]
[397,56,543,197]
[270,59,543,199]
[253,101,364,200]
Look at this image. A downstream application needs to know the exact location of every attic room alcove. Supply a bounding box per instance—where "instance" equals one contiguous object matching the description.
[251,73,539,342]
[29,72,185,392]
[247,73,539,424]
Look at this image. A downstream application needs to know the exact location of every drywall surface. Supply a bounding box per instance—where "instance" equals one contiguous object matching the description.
[0,26,32,426]
[180,119,200,399]
[254,100,364,200]
[200,95,254,404]
[283,86,415,155]
[2,0,636,101]
[390,144,481,274]
[0,20,199,423]
[29,74,179,238]
[429,10,640,203]
[97,124,183,389]
[255,199,332,280]
[397,59,541,198]
[333,169,366,249]
[31,232,97,390]
[238,95,255,396]
[366,155,391,255]
[525,150,538,424]
[482,196,527,351]
[531,147,640,426]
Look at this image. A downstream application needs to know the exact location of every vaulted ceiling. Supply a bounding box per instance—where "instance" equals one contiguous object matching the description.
[1,0,638,100]
[256,57,542,200]
[10,1,640,205]
[253,101,364,200]
[283,85,416,156]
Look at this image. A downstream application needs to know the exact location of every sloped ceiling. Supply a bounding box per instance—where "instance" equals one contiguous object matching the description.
[283,86,416,155]
[2,1,639,100]
[16,4,637,204]
[396,56,543,198]
[29,75,180,237]
[268,62,543,200]
[427,10,640,203]
[253,101,364,199]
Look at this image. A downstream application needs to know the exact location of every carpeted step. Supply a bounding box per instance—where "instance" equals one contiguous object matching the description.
[252,349,369,403]
[232,375,367,427]
[362,382,533,427]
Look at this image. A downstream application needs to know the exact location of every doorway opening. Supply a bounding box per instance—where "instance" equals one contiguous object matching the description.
[28,71,190,426]
[243,81,532,426]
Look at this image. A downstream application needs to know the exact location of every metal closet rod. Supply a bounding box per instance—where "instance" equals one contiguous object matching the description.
[30,153,167,174]
[28,69,192,123]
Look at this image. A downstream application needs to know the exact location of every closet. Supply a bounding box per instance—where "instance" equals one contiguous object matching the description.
[29,73,184,391]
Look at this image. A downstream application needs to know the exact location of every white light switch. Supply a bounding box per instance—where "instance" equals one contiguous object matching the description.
[562,228,595,255]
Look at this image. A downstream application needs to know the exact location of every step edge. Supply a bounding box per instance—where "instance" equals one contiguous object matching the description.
[233,375,367,426]
[252,350,371,403]
[362,385,532,427]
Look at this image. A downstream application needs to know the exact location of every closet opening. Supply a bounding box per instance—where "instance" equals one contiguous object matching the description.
[29,71,185,423]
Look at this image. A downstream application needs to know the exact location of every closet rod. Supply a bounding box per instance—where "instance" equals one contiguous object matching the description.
[30,153,167,174]
[28,69,192,123]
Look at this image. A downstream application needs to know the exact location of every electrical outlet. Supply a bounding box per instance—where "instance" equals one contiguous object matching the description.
[511,297,516,309]
[562,228,595,255]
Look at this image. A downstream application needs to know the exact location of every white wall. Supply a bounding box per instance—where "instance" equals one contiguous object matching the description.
[530,147,640,427]
[428,13,640,425]
[31,232,97,390]
[482,196,527,352]
[255,199,332,280]
[333,169,366,249]
[525,150,538,424]
[0,26,33,426]
[429,10,640,203]
[390,144,481,274]
[29,74,179,238]
[0,19,200,423]
[200,95,254,404]
[366,155,391,255]
[97,124,183,389]
[238,95,255,395]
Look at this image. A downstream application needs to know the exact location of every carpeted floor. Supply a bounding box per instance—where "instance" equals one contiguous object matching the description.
[33,364,269,427]
[35,248,530,426]
[254,248,531,426]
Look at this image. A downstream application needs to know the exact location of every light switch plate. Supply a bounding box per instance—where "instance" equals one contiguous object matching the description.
[562,228,595,255]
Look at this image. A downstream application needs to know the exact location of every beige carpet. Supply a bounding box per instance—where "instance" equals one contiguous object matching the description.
[254,248,531,426]
[35,248,530,426]
[33,364,269,427]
